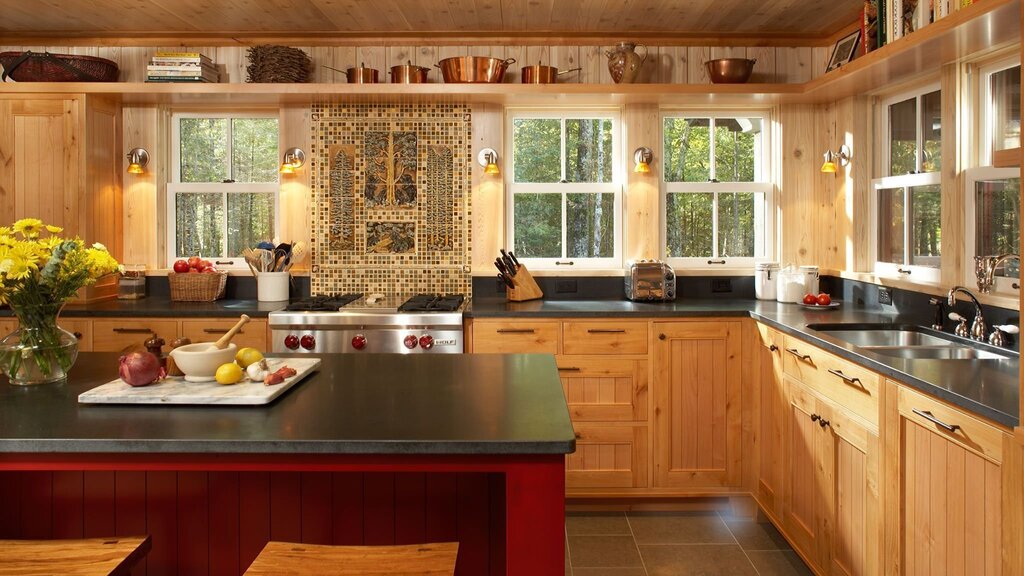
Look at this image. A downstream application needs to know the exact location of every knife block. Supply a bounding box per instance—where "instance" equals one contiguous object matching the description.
[507,265,544,302]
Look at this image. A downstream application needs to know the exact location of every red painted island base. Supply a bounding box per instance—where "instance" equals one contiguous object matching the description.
[0,453,565,576]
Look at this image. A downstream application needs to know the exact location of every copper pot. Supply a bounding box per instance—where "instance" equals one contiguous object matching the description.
[705,58,756,84]
[390,61,430,83]
[436,56,516,83]
[342,63,379,84]
[520,63,582,84]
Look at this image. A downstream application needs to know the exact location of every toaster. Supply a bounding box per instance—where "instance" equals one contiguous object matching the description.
[625,260,676,301]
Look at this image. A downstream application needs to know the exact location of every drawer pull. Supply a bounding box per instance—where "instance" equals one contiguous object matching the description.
[113,328,154,334]
[203,328,243,334]
[558,367,581,372]
[912,409,961,433]
[827,368,863,387]
[811,414,830,429]
[785,348,811,361]
[73,331,83,340]
[587,329,626,334]
[707,259,727,265]
[768,344,778,352]
[496,328,535,334]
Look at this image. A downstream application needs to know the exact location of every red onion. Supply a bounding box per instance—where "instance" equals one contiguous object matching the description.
[119,351,166,387]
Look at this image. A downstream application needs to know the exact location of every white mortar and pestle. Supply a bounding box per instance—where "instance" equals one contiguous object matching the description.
[168,315,250,382]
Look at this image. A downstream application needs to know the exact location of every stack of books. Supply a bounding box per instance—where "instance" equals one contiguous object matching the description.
[146,52,220,83]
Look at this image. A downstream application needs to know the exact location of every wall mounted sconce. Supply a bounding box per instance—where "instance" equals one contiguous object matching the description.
[478,148,500,175]
[279,147,306,174]
[633,147,653,174]
[126,148,149,175]
[820,144,851,174]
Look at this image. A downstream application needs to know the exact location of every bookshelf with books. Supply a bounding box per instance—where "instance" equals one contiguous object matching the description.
[865,0,979,55]
[146,51,219,83]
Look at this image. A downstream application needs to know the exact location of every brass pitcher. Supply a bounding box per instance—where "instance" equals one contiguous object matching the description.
[605,42,647,84]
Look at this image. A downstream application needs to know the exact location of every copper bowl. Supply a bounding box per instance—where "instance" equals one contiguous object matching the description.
[705,58,756,84]
[436,56,515,83]
[520,63,582,84]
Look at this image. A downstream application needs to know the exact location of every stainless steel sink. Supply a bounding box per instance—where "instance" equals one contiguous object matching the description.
[813,329,953,348]
[858,346,1011,361]
[806,323,1017,361]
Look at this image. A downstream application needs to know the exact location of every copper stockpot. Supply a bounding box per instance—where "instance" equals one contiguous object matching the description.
[389,61,430,83]
[704,58,756,84]
[436,56,516,83]
[520,63,582,84]
[334,63,379,84]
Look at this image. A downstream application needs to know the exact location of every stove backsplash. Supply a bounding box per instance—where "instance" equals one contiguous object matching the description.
[310,103,472,297]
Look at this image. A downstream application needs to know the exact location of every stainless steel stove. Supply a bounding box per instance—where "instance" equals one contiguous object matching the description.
[268,293,466,354]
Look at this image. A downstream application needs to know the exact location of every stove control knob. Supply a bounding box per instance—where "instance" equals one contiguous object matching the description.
[419,335,434,350]
[352,334,367,350]
[300,335,316,350]
[284,335,300,350]
[404,335,419,349]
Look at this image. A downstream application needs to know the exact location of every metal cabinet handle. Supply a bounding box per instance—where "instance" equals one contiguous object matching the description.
[496,328,535,334]
[555,261,575,266]
[707,259,727,265]
[897,268,912,275]
[574,432,582,439]
[827,368,863,387]
[203,328,243,334]
[810,414,830,429]
[558,367,581,372]
[658,334,666,340]
[912,409,961,432]
[113,327,153,334]
[588,329,626,334]
[768,344,778,352]
[785,348,811,361]
[73,331,83,340]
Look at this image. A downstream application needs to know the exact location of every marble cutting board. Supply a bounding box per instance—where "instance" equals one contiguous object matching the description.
[78,357,321,406]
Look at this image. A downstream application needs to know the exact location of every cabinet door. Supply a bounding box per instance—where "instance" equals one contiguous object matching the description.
[59,318,92,352]
[92,319,179,352]
[557,356,647,422]
[652,321,741,488]
[783,378,827,572]
[566,424,648,490]
[757,324,786,520]
[181,319,268,351]
[899,387,1004,576]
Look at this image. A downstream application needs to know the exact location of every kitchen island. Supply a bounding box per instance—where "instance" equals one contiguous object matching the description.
[0,353,575,576]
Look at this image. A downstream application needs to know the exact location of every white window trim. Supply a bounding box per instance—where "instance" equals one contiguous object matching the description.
[659,111,774,271]
[879,82,941,177]
[505,109,623,270]
[964,166,1021,295]
[978,56,1021,166]
[168,112,280,268]
[870,172,943,284]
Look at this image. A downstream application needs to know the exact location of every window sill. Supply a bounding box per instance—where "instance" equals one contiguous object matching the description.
[143,269,310,278]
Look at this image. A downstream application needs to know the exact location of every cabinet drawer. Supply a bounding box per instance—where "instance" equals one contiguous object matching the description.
[181,319,268,351]
[92,319,179,352]
[562,321,648,355]
[59,318,92,352]
[471,320,559,354]
[782,335,880,426]
[557,356,648,422]
[898,384,1005,463]
[566,424,648,489]
[755,322,783,351]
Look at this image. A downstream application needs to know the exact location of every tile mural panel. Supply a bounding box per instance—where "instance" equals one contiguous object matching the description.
[310,102,471,297]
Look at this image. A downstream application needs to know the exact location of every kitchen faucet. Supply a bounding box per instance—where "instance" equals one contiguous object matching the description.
[975,254,1020,293]
[947,286,986,341]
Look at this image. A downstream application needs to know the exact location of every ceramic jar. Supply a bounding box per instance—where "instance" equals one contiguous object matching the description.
[605,42,647,84]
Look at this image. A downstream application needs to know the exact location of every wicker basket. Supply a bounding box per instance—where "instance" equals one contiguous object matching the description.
[0,51,119,82]
[246,45,312,83]
[168,272,227,302]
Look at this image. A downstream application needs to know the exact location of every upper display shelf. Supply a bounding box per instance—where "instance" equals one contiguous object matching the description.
[0,0,1016,107]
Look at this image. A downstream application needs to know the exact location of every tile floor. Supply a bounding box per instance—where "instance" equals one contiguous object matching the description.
[564,511,814,576]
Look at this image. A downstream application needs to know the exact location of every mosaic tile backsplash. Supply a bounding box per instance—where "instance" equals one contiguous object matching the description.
[310,103,472,297]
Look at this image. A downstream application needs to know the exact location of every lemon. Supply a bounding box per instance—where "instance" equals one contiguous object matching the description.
[215,362,244,385]
[235,347,264,368]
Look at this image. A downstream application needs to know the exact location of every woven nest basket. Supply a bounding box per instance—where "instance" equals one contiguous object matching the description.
[0,51,119,82]
[246,45,312,83]
[168,272,228,302]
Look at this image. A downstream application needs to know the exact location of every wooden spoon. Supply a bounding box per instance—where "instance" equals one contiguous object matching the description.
[213,314,250,349]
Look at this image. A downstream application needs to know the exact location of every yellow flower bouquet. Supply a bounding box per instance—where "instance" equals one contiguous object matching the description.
[0,219,119,385]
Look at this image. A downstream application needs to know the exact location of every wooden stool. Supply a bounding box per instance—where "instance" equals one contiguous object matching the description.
[245,541,459,576]
[0,536,151,576]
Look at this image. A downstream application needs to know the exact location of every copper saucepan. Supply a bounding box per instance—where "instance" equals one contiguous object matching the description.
[390,60,430,83]
[325,63,380,84]
[436,56,516,83]
[520,62,582,84]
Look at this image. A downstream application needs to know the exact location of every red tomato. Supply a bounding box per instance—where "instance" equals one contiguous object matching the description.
[187,256,201,269]
[816,293,832,306]
[802,294,817,305]
[172,260,189,274]
[199,260,212,270]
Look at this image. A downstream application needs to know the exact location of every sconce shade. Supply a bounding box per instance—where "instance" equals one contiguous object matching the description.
[820,145,850,174]
[279,147,305,174]
[633,147,653,174]
[478,148,500,175]
[126,147,149,175]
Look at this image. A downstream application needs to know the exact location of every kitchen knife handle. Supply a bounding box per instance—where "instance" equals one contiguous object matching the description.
[113,327,154,334]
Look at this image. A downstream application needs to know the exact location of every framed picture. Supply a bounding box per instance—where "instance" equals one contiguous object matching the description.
[827,29,862,72]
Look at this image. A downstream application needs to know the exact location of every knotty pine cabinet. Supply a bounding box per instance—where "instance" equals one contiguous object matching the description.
[0,94,122,303]
[755,323,786,522]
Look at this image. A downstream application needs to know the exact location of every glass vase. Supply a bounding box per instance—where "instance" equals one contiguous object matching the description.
[0,303,78,385]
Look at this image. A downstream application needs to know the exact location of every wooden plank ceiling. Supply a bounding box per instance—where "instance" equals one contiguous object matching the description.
[0,0,864,43]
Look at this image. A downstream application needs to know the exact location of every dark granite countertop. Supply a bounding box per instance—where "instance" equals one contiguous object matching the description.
[0,353,576,455]
[0,298,289,319]
[469,298,1021,428]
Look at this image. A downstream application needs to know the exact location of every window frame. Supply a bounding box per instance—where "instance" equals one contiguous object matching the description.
[880,82,941,176]
[167,111,280,269]
[963,167,1020,294]
[659,110,774,271]
[505,108,623,270]
[978,56,1021,165]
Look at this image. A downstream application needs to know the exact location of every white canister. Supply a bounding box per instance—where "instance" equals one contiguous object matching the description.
[776,267,805,303]
[257,271,290,302]
[800,265,820,295]
[754,262,779,301]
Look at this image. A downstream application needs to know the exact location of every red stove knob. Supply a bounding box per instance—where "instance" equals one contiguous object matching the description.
[284,334,300,350]
[352,334,367,350]
[404,335,419,349]
[419,335,434,350]
[300,334,316,350]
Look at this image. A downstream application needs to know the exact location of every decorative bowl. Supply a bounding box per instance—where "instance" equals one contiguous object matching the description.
[705,58,756,84]
[168,342,237,382]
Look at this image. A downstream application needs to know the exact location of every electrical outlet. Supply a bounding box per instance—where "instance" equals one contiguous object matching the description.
[556,280,578,294]
[878,287,893,305]
[711,279,733,293]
